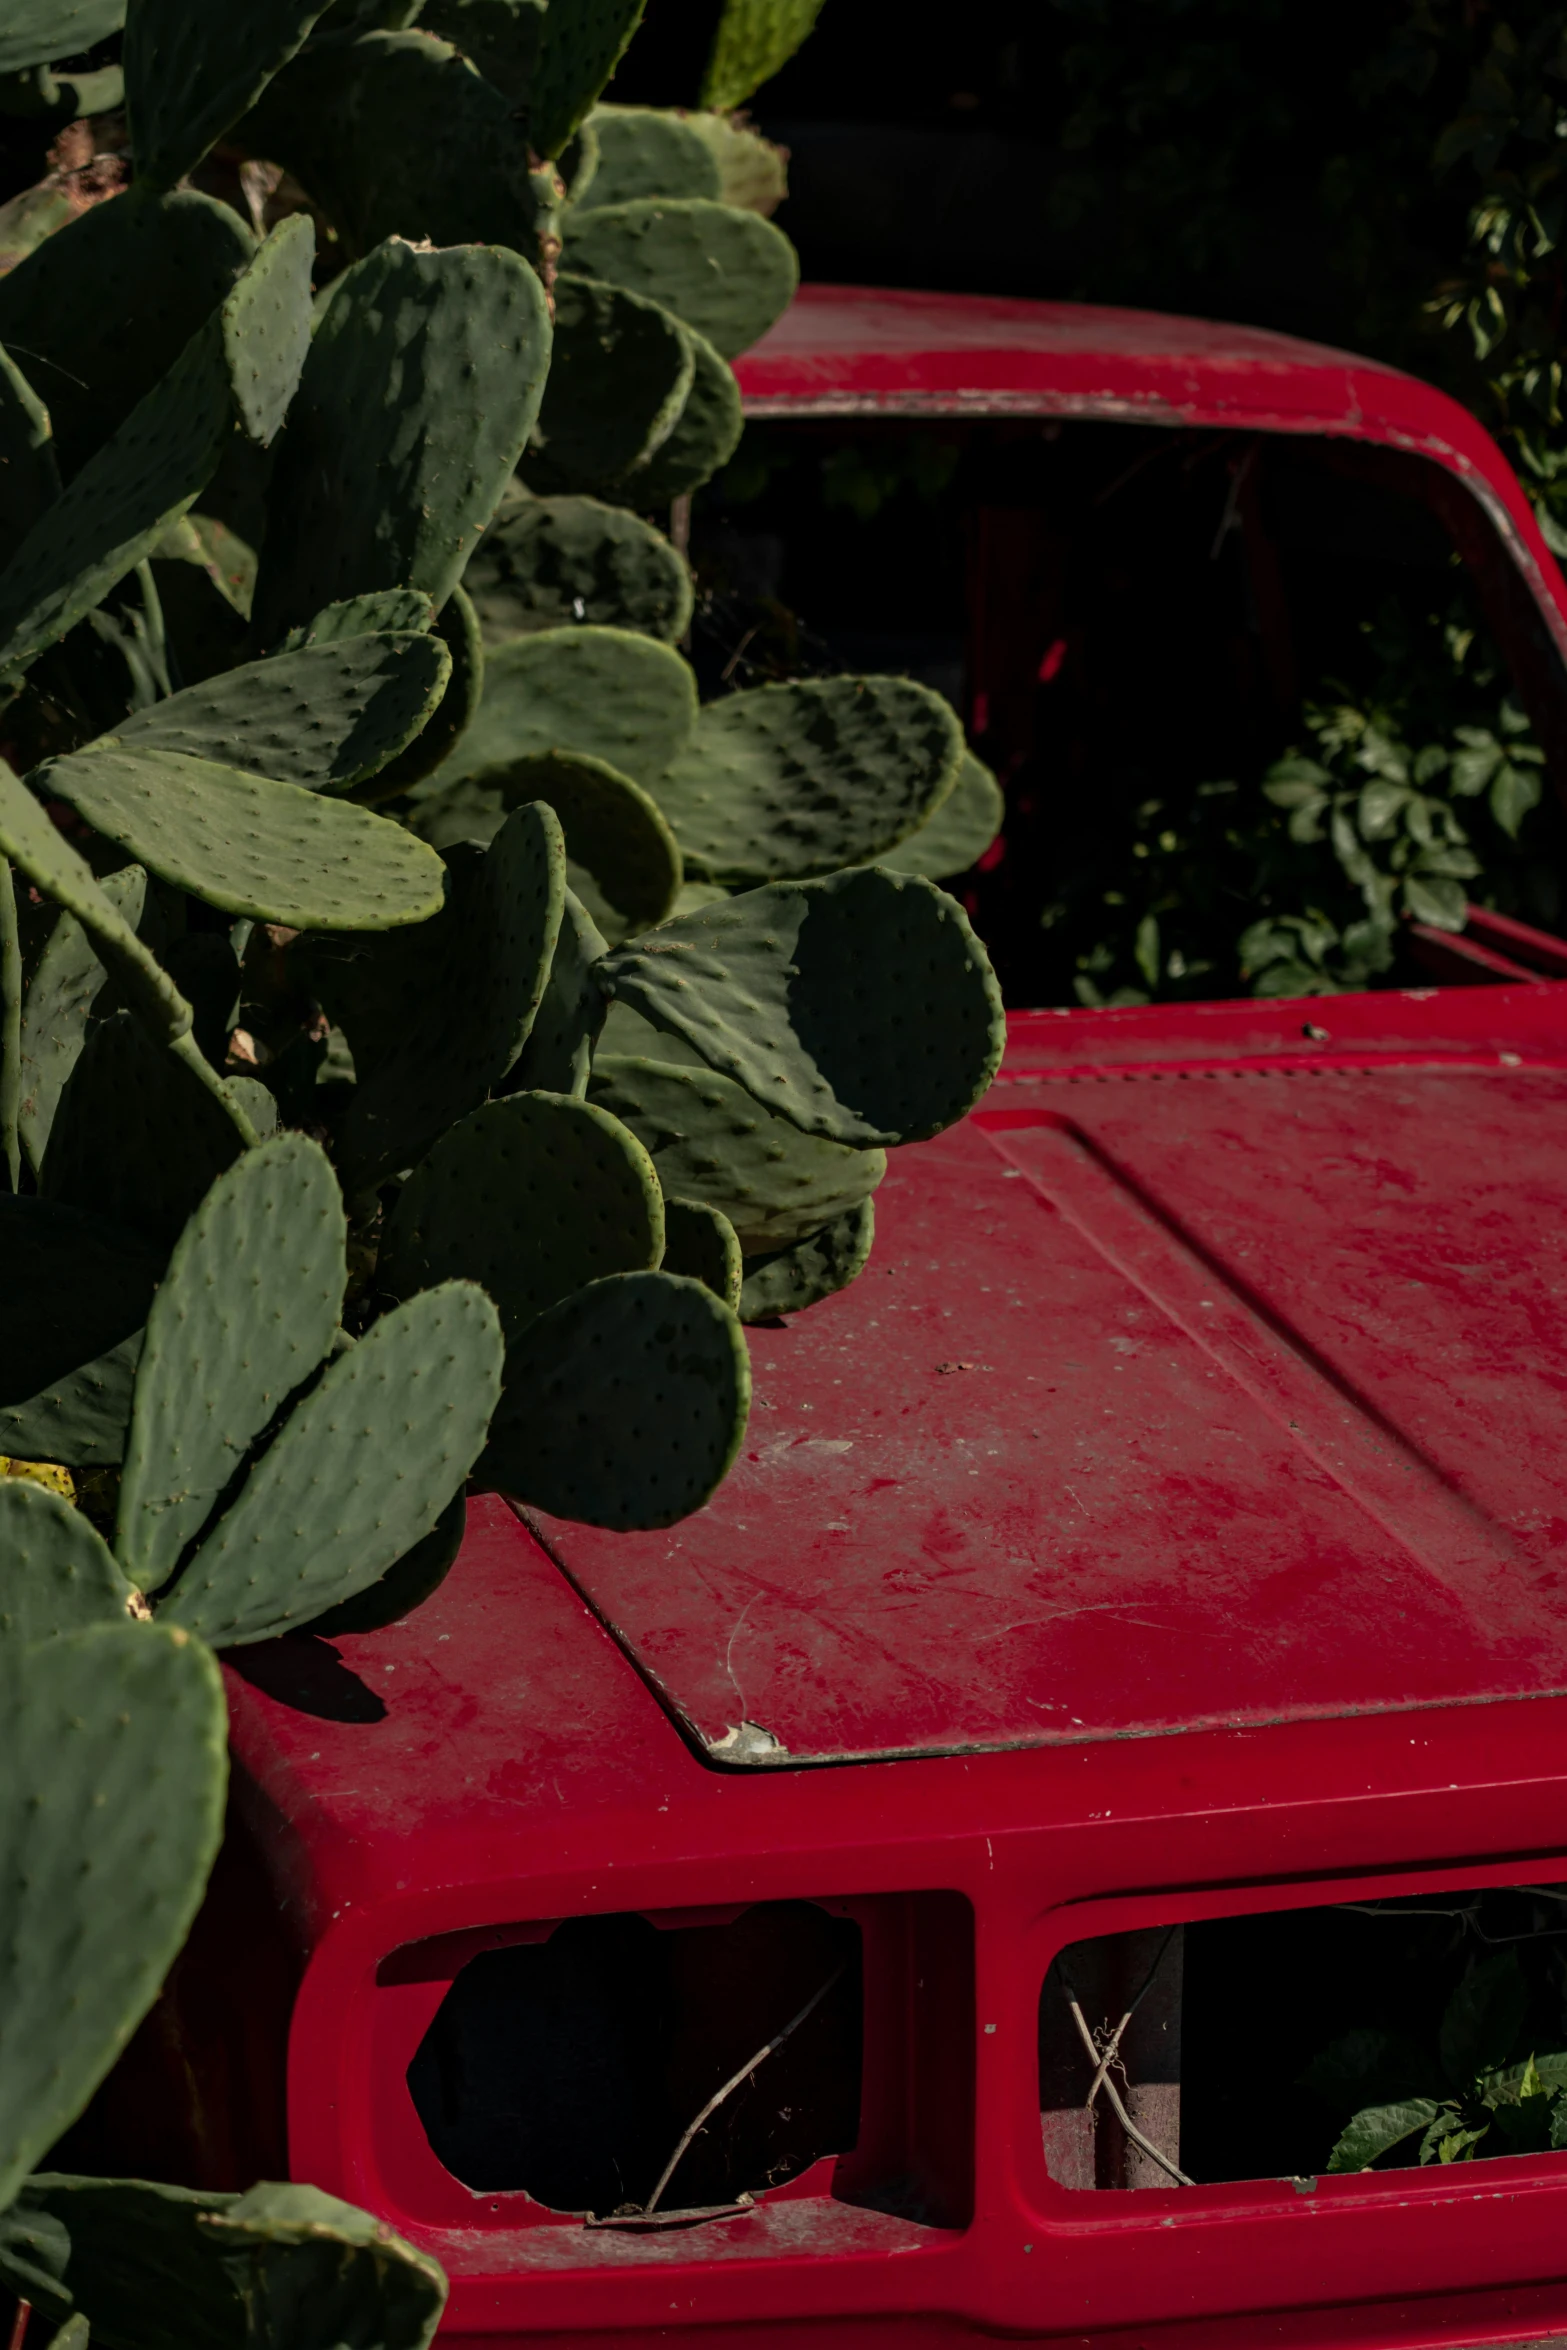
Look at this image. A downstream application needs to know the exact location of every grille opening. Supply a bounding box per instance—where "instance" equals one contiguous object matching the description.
[1039,1879,1567,2189]
[408,1899,862,2215]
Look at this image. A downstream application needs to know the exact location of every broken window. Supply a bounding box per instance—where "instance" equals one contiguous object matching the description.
[1040,1879,1567,2188]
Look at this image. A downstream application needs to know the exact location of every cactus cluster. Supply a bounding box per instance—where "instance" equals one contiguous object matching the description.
[0,0,1005,2327]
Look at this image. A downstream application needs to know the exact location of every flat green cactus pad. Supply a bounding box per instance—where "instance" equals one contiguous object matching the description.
[739,1195,875,1322]
[305,1488,466,1637]
[419,0,546,105]
[654,675,964,884]
[627,325,744,504]
[424,624,697,793]
[0,1621,226,2212]
[0,343,58,571]
[217,213,316,447]
[125,0,329,192]
[662,1195,741,1310]
[160,1281,502,1646]
[597,868,1005,1145]
[113,632,451,790]
[280,588,436,648]
[527,0,646,157]
[0,1481,133,1644]
[507,885,608,1097]
[201,2182,450,2350]
[587,1053,885,1248]
[466,495,692,645]
[0,0,125,74]
[561,196,798,358]
[478,1268,750,1528]
[875,748,1005,879]
[0,1196,160,1468]
[18,864,150,1174]
[382,1091,663,1340]
[578,106,722,207]
[329,802,566,1192]
[521,274,691,499]
[38,745,446,930]
[684,111,788,214]
[40,1013,251,1249]
[117,1135,347,1597]
[241,26,550,262]
[468,749,681,932]
[350,584,483,803]
[252,238,551,641]
[0,185,252,475]
[701,0,826,112]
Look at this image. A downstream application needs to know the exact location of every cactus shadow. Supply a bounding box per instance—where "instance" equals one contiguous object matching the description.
[224,1635,389,1723]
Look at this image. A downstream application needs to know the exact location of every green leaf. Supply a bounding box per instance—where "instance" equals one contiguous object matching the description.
[1357,777,1410,839]
[1326,2098,1444,2173]
[1401,871,1468,930]
[1491,758,1543,838]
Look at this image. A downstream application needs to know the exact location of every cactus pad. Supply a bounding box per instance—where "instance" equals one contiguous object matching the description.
[522,273,691,499]
[348,584,482,803]
[280,588,436,649]
[478,1268,750,1528]
[40,1013,250,1248]
[471,749,681,933]
[527,0,647,158]
[418,0,546,106]
[216,214,317,448]
[0,1195,160,1466]
[0,1481,133,1644]
[628,325,744,504]
[685,111,788,213]
[18,864,150,1174]
[655,675,964,884]
[38,745,446,930]
[876,747,1005,879]
[0,1621,227,2211]
[251,238,551,640]
[0,0,126,75]
[0,186,252,474]
[578,107,722,207]
[330,802,565,1192]
[200,2182,449,2350]
[739,1195,875,1322]
[561,197,798,359]
[117,1135,347,1596]
[125,0,330,193]
[381,1091,663,1339]
[425,624,696,793]
[597,868,1005,1144]
[160,1281,502,1646]
[113,632,452,790]
[305,1488,466,1637]
[587,1052,885,1247]
[507,885,608,1097]
[661,1195,741,1310]
[466,495,692,645]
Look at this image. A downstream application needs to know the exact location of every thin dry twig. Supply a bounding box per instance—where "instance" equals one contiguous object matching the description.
[1065,1998,1193,2187]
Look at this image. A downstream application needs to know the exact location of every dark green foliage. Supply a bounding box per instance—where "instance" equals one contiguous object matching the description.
[478,1268,749,1527]
[350,586,483,803]
[113,632,452,790]
[654,674,965,883]
[251,238,551,641]
[18,864,152,1174]
[422,623,696,795]
[306,1489,467,1636]
[381,1090,662,1338]
[562,196,798,358]
[280,589,436,649]
[576,105,722,208]
[159,1281,502,1645]
[40,1013,254,1247]
[417,0,546,106]
[38,744,447,930]
[878,748,1004,880]
[738,1195,875,1321]
[0,0,126,74]
[0,1196,159,1466]
[526,0,647,159]
[467,747,681,933]
[0,1623,227,2210]
[661,1194,741,1310]
[0,187,254,476]
[240,28,552,262]
[0,343,59,569]
[116,1134,347,1593]
[507,884,608,1097]
[588,1052,885,1248]
[125,0,329,192]
[465,494,693,645]
[626,324,744,503]
[3,2178,246,2350]
[521,272,692,498]
[214,215,317,450]
[323,802,566,1192]
[598,870,1005,1146]
[0,1481,133,1643]
[202,2181,449,2350]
